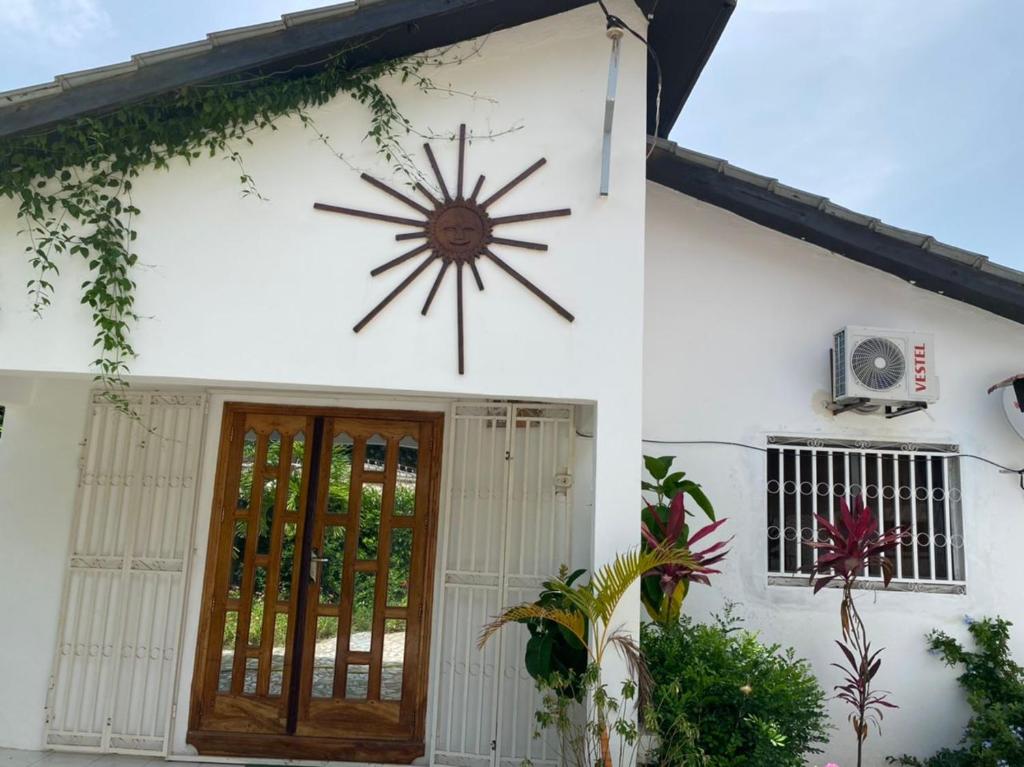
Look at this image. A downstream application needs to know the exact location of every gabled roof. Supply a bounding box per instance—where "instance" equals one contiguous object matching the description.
[0,0,733,139]
[647,137,1024,326]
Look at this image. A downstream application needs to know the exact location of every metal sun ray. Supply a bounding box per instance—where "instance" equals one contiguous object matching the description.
[314,123,573,374]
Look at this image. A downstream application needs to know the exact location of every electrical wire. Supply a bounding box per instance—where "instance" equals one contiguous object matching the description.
[639,439,1024,489]
[596,0,664,153]
[576,432,1024,485]
[957,454,1024,490]
[955,453,1024,473]
[643,438,768,453]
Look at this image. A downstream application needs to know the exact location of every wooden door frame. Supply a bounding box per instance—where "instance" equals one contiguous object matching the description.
[186,402,445,763]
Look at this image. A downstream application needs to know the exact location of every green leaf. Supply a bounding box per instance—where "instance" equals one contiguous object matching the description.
[661,471,687,499]
[644,455,675,482]
[524,629,553,679]
[3,47,429,408]
[641,503,667,541]
[683,482,715,521]
[640,573,664,621]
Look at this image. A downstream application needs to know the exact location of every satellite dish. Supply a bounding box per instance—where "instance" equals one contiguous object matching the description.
[989,374,1024,441]
[1002,386,1024,441]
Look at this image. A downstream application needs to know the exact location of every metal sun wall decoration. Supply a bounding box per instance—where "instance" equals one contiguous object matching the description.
[313,124,573,374]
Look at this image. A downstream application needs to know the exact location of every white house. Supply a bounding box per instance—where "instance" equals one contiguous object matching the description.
[1,2,1022,766]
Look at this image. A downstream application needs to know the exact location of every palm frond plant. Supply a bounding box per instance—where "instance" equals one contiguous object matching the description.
[808,496,904,767]
[480,545,699,767]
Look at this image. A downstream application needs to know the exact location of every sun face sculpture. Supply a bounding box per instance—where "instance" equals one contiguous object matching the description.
[313,124,573,374]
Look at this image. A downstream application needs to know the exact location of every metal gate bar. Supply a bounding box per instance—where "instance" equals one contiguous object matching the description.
[45,392,207,755]
[432,403,574,767]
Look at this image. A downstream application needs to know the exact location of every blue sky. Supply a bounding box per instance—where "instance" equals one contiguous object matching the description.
[2,0,1021,268]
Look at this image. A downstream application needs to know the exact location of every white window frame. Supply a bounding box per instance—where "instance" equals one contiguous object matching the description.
[765,436,966,595]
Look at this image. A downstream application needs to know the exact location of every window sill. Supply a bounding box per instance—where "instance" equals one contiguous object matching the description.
[767,575,966,596]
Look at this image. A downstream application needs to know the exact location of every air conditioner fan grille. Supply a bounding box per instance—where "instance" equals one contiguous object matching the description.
[851,337,906,391]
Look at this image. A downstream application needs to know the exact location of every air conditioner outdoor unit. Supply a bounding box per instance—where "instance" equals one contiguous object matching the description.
[831,326,939,416]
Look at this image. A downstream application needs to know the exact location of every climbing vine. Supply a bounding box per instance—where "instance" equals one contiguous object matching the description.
[0,46,451,401]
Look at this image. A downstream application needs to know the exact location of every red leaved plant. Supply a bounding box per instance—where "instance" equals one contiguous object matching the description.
[640,491,731,626]
[832,635,897,754]
[808,495,905,593]
[807,496,903,767]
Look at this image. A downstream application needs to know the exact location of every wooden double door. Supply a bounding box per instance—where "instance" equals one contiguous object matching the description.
[188,404,443,762]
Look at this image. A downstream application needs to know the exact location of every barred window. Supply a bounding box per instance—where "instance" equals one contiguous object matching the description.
[766,437,965,594]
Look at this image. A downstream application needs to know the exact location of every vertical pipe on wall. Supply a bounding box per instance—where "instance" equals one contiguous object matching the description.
[599,31,622,196]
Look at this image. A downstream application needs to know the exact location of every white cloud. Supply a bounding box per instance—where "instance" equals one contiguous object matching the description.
[0,0,111,48]
[0,0,37,28]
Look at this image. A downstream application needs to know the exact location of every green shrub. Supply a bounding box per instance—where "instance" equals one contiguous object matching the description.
[888,617,1024,767]
[641,607,829,767]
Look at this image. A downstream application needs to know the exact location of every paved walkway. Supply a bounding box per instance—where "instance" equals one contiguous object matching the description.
[218,631,406,700]
[0,746,421,767]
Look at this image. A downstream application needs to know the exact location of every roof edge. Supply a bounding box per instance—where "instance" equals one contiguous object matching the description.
[646,0,735,137]
[0,0,734,141]
[646,136,1024,326]
[0,0,594,139]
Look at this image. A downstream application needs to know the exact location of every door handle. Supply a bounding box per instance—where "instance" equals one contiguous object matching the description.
[309,547,329,582]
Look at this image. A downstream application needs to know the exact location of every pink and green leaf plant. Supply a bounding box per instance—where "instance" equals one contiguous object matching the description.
[640,459,731,627]
[808,496,904,767]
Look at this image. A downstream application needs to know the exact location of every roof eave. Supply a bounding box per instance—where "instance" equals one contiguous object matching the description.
[643,0,736,137]
[0,0,595,139]
[0,0,735,141]
[646,137,1024,326]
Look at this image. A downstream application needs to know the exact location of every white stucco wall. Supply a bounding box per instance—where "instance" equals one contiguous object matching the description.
[0,2,646,755]
[0,2,647,403]
[644,180,1024,765]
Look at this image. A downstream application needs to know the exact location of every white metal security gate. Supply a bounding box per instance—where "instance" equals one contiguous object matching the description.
[432,403,575,767]
[45,391,207,754]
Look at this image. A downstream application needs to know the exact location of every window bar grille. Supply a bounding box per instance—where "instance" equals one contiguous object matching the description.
[942,457,954,580]
[810,449,818,569]
[926,457,935,579]
[844,452,852,509]
[876,452,884,578]
[827,450,835,528]
[893,454,903,580]
[859,451,867,506]
[795,450,802,574]
[913,454,921,581]
[767,442,963,589]
[777,449,784,573]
